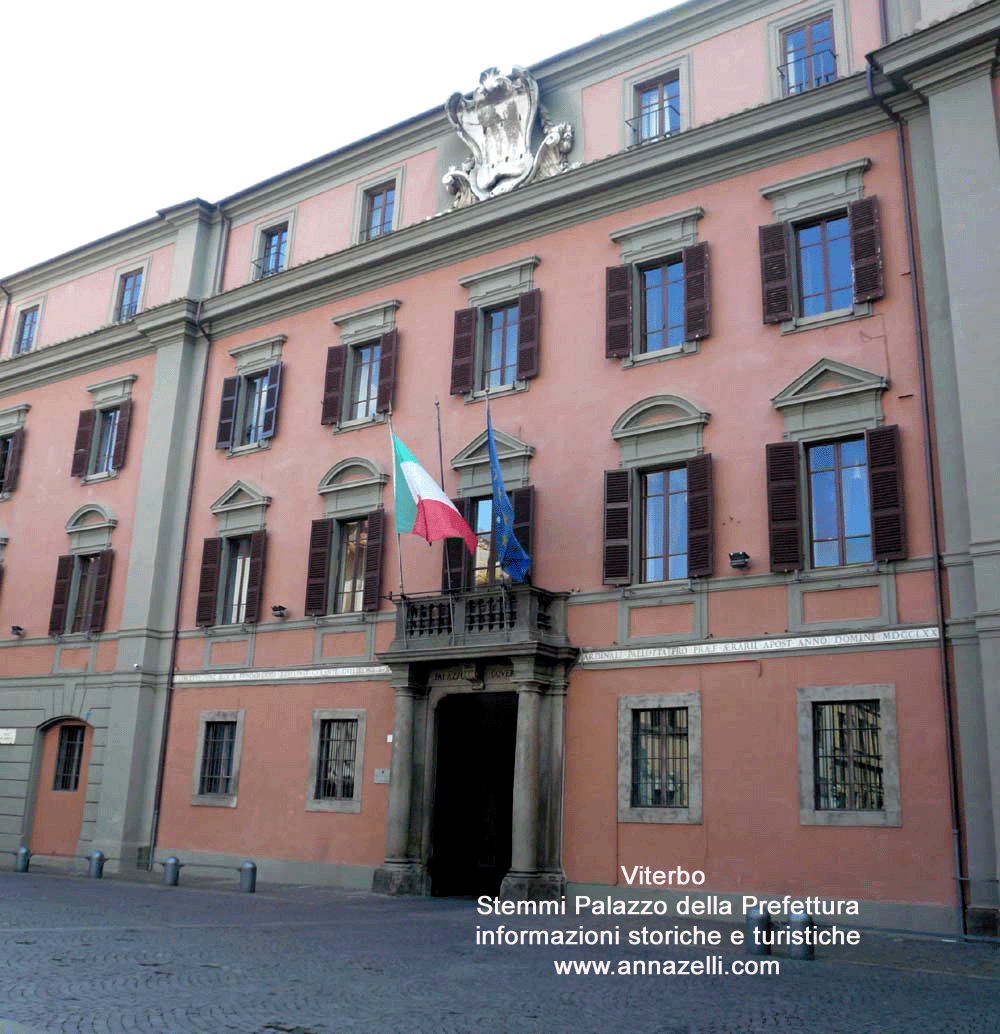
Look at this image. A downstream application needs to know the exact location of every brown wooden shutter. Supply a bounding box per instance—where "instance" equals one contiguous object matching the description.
[516,288,541,380]
[511,485,534,563]
[759,222,793,323]
[450,308,477,395]
[442,497,473,590]
[376,329,398,414]
[683,242,711,340]
[866,424,907,561]
[849,196,885,303]
[195,537,223,626]
[243,530,267,623]
[110,399,132,472]
[71,409,96,476]
[686,454,713,577]
[86,549,114,634]
[215,377,240,449]
[605,265,633,358]
[304,518,333,616]
[362,508,386,612]
[260,363,282,440]
[2,427,25,493]
[48,554,75,635]
[766,441,804,572]
[603,469,632,584]
[321,346,347,426]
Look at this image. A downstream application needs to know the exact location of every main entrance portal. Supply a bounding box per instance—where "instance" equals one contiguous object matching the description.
[432,692,517,896]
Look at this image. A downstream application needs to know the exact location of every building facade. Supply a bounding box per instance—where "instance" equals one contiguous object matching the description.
[0,0,997,934]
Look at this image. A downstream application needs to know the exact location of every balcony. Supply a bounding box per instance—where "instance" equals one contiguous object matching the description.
[380,584,573,665]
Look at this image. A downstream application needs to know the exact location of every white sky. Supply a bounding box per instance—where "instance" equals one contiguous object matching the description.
[0,0,684,278]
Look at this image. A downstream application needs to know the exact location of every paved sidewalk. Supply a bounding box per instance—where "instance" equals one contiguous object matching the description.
[0,869,997,1034]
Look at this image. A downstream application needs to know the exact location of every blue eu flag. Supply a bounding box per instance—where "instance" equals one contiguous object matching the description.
[487,408,531,582]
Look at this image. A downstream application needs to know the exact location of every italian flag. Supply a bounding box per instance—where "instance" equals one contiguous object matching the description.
[392,434,477,555]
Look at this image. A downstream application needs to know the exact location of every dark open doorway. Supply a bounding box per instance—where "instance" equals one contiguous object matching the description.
[431,691,517,897]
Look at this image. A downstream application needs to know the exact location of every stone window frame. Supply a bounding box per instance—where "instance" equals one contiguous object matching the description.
[107,257,151,324]
[224,335,285,455]
[330,300,400,433]
[760,157,872,333]
[10,297,44,356]
[248,210,296,283]
[191,708,246,808]
[609,206,704,366]
[796,683,901,826]
[206,481,271,628]
[620,53,692,151]
[617,690,702,824]
[456,256,540,402]
[766,0,852,103]
[305,707,366,813]
[79,375,137,484]
[0,404,29,502]
[352,166,405,247]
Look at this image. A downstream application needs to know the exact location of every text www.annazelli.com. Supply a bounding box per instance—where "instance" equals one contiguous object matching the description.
[553,958,780,976]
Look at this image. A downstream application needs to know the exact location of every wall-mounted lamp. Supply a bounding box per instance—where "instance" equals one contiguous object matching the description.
[10,626,25,638]
[271,605,288,619]
[728,551,751,571]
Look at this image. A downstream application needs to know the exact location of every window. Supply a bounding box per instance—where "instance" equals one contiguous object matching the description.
[450,289,540,396]
[53,725,86,791]
[303,510,385,616]
[349,342,381,420]
[314,718,358,799]
[812,700,883,810]
[780,15,836,96]
[195,530,267,626]
[441,490,533,592]
[796,214,852,317]
[634,76,680,144]
[766,426,905,573]
[631,708,688,808]
[254,223,288,279]
[48,550,114,636]
[606,242,710,361]
[198,721,237,795]
[641,467,688,581]
[361,183,395,242]
[116,270,143,321]
[0,429,24,494]
[71,402,132,478]
[215,364,282,450]
[618,691,702,824]
[306,708,365,813]
[807,439,872,567]
[471,497,510,587]
[14,307,38,354]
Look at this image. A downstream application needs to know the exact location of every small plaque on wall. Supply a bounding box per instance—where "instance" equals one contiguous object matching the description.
[0,729,15,745]
[373,768,390,784]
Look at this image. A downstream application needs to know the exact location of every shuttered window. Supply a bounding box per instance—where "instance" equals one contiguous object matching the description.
[216,366,282,448]
[48,551,113,635]
[0,429,24,494]
[303,511,385,616]
[450,290,540,395]
[70,402,132,478]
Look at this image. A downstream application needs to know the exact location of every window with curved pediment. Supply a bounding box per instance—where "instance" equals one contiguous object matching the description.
[48,505,118,636]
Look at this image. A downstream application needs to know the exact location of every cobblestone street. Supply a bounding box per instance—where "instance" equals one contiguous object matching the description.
[1,869,998,1034]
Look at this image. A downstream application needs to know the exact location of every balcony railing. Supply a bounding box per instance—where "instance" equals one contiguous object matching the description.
[778,50,837,96]
[386,584,566,656]
[624,111,680,148]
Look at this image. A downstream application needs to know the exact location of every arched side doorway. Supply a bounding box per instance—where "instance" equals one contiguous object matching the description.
[30,718,93,858]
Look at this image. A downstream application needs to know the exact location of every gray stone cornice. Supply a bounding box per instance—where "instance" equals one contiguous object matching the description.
[200,75,894,339]
[896,40,999,94]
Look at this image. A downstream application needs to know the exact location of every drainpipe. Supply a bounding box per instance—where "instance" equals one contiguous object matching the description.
[146,299,214,867]
[866,48,967,937]
[213,211,231,296]
[0,283,11,355]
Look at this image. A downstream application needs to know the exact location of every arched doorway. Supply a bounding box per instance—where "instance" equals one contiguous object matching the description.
[30,718,93,858]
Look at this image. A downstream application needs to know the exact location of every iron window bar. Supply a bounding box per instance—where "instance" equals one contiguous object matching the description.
[777,50,837,96]
[625,111,681,147]
[199,721,236,795]
[53,726,85,791]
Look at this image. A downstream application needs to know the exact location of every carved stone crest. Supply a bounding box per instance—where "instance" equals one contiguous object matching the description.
[443,66,574,208]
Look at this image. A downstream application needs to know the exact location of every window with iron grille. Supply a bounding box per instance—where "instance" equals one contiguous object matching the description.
[631,708,689,808]
[198,721,237,795]
[780,15,836,95]
[256,224,288,279]
[116,270,143,321]
[634,76,680,144]
[361,183,395,242]
[812,700,884,810]
[14,306,38,354]
[53,725,86,791]
[314,719,358,800]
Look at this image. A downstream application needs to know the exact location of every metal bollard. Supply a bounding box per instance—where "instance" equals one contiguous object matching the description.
[15,846,30,873]
[746,904,772,955]
[787,906,815,961]
[163,856,181,887]
[239,860,257,894]
[88,850,106,879]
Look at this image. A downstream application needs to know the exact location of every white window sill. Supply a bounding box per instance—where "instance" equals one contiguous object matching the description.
[81,470,117,485]
[780,302,872,335]
[313,612,370,627]
[621,340,698,368]
[800,807,901,827]
[191,794,239,808]
[466,380,527,404]
[331,413,387,434]
[305,797,362,814]
[228,439,271,457]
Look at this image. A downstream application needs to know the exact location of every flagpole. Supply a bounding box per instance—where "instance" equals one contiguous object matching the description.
[387,410,405,599]
[485,388,508,633]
